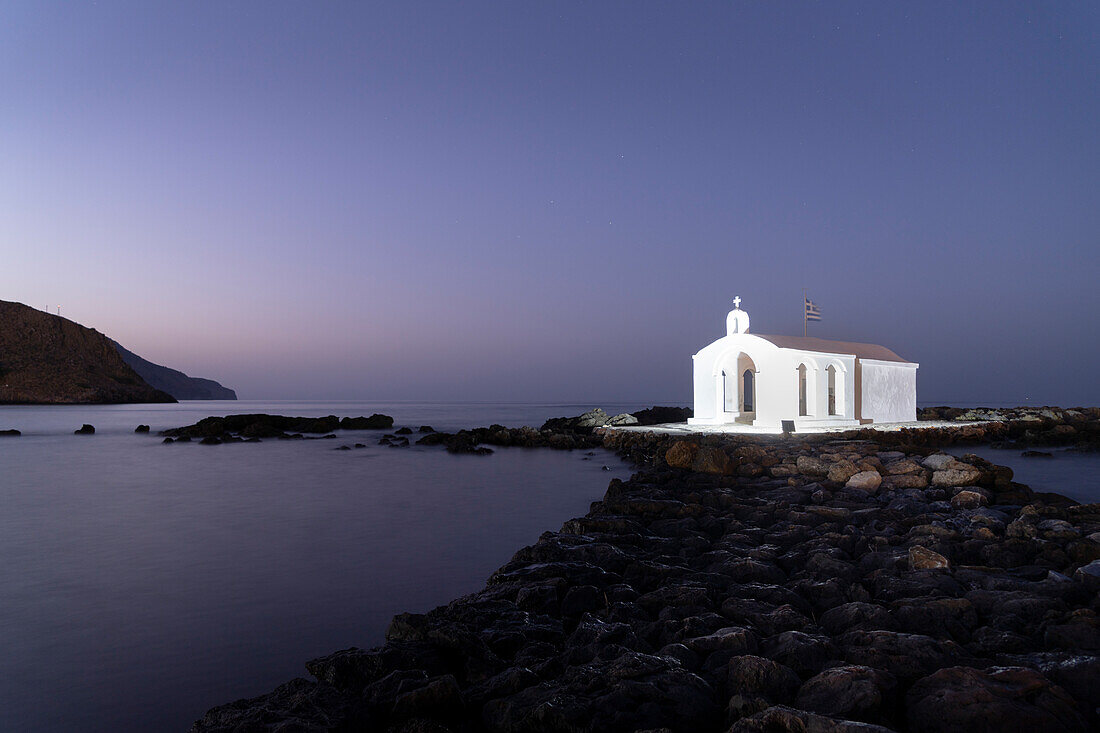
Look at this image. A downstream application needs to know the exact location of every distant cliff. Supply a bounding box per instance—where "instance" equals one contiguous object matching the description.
[112,341,237,400]
[0,300,176,404]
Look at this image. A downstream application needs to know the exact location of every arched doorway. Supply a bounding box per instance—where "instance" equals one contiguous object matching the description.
[714,351,758,424]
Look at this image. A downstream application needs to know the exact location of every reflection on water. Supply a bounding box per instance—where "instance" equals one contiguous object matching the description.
[0,402,635,731]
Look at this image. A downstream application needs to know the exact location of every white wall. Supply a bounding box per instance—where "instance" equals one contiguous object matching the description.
[859,360,918,423]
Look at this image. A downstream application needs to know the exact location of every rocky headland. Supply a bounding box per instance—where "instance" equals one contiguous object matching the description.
[193,407,1100,732]
[112,340,237,400]
[0,299,176,404]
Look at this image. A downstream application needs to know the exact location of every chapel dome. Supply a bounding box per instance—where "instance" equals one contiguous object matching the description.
[726,296,750,335]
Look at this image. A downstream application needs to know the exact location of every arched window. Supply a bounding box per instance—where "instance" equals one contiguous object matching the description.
[798,364,808,416]
[742,370,754,412]
[827,365,837,415]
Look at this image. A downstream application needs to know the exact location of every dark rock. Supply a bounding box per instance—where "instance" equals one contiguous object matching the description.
[340,414,395,430]
[631,406,693,426]
[795,665,897,723]
[838,630,964,683]
[760,631,836,678]
[395,427,413,435]
[74,424,95,434]
[724,654,802,719]
[730,705,896,732]
[481,653,719,732]
[906,665,1087,732]
[0,428,20,436]
[135,424,150,433]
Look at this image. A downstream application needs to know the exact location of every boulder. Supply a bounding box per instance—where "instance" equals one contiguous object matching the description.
[827,461,859,484]
[730,705,896,732]
[796,456,830,477]
[74,424,95,435]
[838,630,963,682]
[931,465,982,487]
[909,545,949,571]
[135,424,150,433]
[631,406,693,425]
[950,490,988,509]
[795,665,896,723]
[1074,559,1100,591]
[725,654,802,719]
[905,666,1087,732]
[607,413,639,426]
[921,454,955,470]
[693,446,733,475]
[665,441,698,469]
[845,471,882,493]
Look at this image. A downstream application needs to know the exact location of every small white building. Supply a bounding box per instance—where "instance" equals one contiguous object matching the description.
[688,298,918,430]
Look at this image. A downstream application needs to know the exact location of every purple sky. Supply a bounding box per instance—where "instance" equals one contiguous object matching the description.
[2,2,1097,404]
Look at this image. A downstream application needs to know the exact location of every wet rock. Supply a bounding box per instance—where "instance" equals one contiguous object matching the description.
[74,424,95,434]
[135,424,150,433]
[906,666,1087,732]
[0,428,21,436]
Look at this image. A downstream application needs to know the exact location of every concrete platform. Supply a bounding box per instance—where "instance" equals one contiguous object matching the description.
[607,419,988,436]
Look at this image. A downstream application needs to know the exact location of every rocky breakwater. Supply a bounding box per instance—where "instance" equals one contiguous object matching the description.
[193,429,1100,732]
[406,407,693,455]
[919,406,1100,452]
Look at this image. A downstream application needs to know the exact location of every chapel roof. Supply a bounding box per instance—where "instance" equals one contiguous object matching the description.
[753,334,912,363]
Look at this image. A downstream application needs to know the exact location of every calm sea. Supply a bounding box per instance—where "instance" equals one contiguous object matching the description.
[0,401,648,731]
[0,401,1095,731]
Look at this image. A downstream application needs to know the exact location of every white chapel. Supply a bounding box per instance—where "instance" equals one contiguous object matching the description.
[688,298,918,430]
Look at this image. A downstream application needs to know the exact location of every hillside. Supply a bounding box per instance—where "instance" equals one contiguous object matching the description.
[0,300,176,404]
[112,341,237,400]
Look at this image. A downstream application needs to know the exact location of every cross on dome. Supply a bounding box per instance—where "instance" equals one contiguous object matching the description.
[726,296,750,335]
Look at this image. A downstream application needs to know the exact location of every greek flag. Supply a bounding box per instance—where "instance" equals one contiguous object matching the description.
[804,298,822,321]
